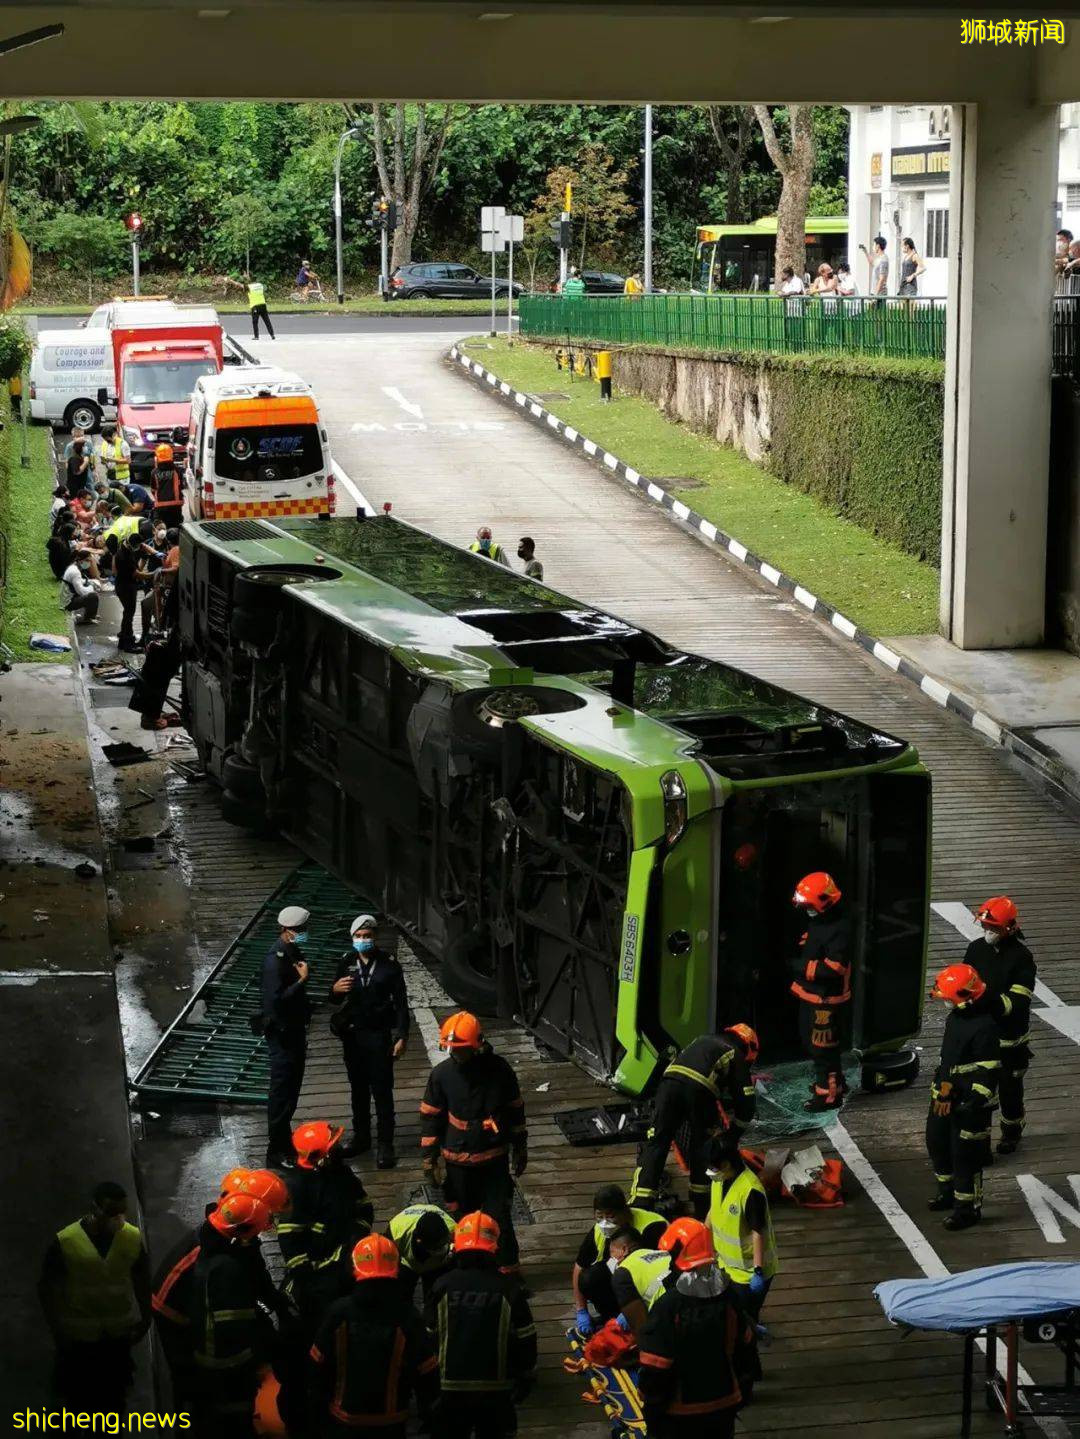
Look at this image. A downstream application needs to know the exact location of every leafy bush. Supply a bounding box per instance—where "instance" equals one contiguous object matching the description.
[0,315,34,380]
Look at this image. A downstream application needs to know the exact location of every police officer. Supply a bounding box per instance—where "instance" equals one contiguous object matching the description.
[468,525,510,567]
[790,871,852,1111]
[329,914,409,1168]
[247,277,275,340]
[261,905,312,1167]
[925,964,1001,1231]
[964,896,1037,1156]
[630,1025,758,1220]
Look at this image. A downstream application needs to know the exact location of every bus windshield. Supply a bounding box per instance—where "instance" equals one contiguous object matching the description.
[214,422,323,483]
[695,241,716,292]
[123,358,218,405]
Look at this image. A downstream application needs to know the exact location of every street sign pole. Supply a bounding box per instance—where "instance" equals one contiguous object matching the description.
[132,233,140,296]
[380,226,389,300]
[503,213,523,344]
[490,242,497,337]
[559,211,569,288]
[480,205,507,338]
[644,103,654,293]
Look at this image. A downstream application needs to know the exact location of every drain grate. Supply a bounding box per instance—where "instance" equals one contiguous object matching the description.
[141,1107,223,1140]
[134,861,370,1104]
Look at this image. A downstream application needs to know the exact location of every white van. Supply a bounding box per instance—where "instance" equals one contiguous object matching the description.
[29,328,117,432]
[185,366,335,520]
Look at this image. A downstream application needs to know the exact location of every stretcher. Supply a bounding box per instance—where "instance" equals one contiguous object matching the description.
[875,1262,1080,1436]
[564,1325,647,1438]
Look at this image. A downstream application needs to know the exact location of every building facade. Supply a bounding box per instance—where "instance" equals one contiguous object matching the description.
[847,103,1079,296]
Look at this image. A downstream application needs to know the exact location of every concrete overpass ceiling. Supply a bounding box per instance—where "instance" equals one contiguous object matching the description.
[0,4,1073,102]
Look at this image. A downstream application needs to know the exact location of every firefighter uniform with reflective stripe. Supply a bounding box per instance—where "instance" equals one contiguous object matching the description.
[308,1279,439,1436]
[791,908,852,1106]
[426,1257,537,1437]
[631,1036,756,1219]
[420,1043,527,1272]
[708,1166,778,1318]
[188,1239,278,1437]
[925,997,1001,1216]
[639,1270,756,1438]
[965,932,1036,1144]
[278,1159,374,1274]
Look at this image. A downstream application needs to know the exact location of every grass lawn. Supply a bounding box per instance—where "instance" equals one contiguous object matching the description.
[466,337,940,638]
[17,297,514,318]
[0,418,64,661]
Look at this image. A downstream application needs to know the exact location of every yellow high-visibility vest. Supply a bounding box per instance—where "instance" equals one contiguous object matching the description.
[708,1168,778,1285]
[248,281,266,307]
[588,1206,665,1266]
[617,1248,671,1310]
[389,1204,455,1273]
[55,1220,142,1341]
[100,436,130,482]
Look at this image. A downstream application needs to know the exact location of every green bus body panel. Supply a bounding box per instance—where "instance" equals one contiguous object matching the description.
[183,515,929,1096]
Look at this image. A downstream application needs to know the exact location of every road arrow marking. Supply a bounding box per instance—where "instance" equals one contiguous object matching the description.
[382,386,424,419]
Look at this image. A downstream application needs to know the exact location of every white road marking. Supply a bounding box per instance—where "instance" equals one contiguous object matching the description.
[1016,1175,1080,1244]
[381,386,424,419]
[331,459,372,515]
[0,970,114,983]
[933,900,1075,1026]
[397,945,453,1066]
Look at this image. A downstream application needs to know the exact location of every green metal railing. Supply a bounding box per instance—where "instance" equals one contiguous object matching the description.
[518,293,947,362]
[134,862,366,1104]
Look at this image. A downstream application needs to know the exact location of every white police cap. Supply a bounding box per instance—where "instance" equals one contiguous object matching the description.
[278,906,310,929]
[350,913,377,934]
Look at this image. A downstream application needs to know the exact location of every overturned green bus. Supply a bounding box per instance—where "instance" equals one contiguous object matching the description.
[179,514,930,1096]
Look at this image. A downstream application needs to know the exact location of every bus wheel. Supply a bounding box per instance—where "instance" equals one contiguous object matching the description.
[220,788,273,832]
[441,928,498,1014]
[232,564,341,613]
[223,754,265,801]
[861,1048,919,1093]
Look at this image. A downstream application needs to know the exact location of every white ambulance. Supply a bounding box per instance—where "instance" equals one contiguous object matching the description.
[184,367,335,521]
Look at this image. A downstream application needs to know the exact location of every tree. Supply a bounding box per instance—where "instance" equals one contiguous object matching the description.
[219,190,272,277]
[530,145,635,272]
[707,106,755,223]
[753,105,815,287]
[37,213,127,302]
[359,103,466,271]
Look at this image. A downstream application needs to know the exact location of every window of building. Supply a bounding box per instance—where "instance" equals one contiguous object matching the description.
[926,209,949,259]
[1067,183,1080,211]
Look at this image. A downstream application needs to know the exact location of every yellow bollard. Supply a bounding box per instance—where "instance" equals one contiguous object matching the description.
[596,349,612,401]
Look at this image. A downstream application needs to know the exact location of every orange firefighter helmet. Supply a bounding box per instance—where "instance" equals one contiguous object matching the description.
[453,1211,500,1256]
[931,963,987,1006]
[351,1233,400,1282]
[792,872,842,914]
[438,1011,484,1051]
[659,1217,716,1272]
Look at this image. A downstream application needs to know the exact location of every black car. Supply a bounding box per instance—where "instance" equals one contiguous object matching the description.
[389,262,523,300]
[583,270,627,294]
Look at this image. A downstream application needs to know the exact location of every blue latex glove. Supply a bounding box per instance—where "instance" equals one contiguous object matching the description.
[614,1312,630,1332]
[576,1308,593,1336]
[748,1271,767,1296]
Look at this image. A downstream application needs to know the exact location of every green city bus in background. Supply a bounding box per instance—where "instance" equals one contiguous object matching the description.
[180,514,929,1097]
[695,215,850,292]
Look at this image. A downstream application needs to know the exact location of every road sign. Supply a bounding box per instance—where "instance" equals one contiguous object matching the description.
[480,231,507,254]
[124,212,142,232]
[503,214,524,243]
[480,205,506,231]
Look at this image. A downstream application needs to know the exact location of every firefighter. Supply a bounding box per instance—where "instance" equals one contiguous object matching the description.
[965,895,1037,1155]
[468,525,510,567]
[630,1025,758,1220]
[329,912,409,1168]
[639,1218,757,1438]
[187,1192,277,1437]
[608,1227,673,1337]
[151,443,184,528]
[261,905,312,1167]
[387,1203,456,1301]
[152,1170,289,1409]
[705,1134,778,1319]
[572,1183,666,1333]
[790,871,852,1111]
[307,1234,439,1437]
[426,1212,537,1438]
[277,1121,374,1276]
[925,963,1001,1231]
[419,1011,527,1275]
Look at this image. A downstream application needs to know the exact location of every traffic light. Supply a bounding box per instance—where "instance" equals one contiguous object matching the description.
[549,217,571,248]
[124,212,142,233]
[370,198,397,232]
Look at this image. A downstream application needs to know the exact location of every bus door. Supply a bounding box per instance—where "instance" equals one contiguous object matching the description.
[210,397,330,519]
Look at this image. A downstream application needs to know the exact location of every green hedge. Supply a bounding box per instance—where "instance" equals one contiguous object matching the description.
[766,356,943,562]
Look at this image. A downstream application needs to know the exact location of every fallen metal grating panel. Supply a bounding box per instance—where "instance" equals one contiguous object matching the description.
[134,861,367,1104]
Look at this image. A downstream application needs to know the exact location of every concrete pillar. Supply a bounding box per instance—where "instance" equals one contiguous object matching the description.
[941,100,1060,648]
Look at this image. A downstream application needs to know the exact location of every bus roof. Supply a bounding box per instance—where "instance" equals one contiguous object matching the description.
[186,515,909,784]
[195,365,315,403]
[697,216,848,242]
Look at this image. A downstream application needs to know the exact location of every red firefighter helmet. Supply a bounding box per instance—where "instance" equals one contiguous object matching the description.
[438,1011,484,1051]
[453,1211,500,1255]
[292,1120,345,1169]
[931,963,987,1006]
[792,872,841,914]
[724,1023,760,1065]
[208,1192,272,1240]
[351,1233,400,1282]
[976,896,1018,933]
[659,1217,716,1272]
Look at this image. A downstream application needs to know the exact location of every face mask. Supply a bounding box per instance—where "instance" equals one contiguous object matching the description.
[596,1218,617,1236]
[606,1256,620,1273]
[292,930,309,945]
[517,548,527,560]
[705,1168,722,1181]
[983,929,1003,947]
[353,938,374,954]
